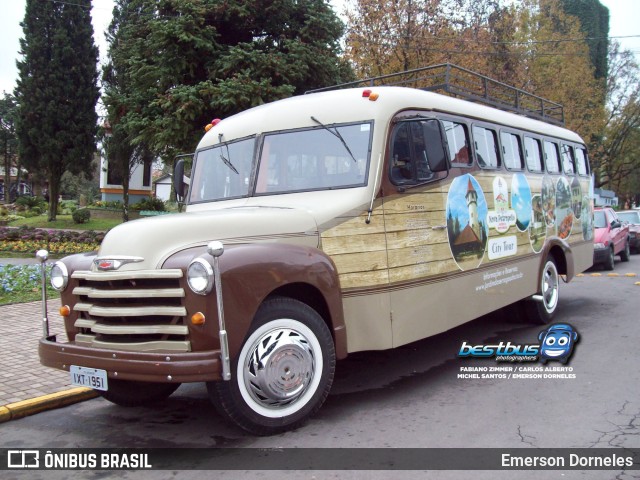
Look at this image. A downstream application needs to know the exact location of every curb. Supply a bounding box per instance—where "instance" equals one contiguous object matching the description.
[0,387,98,423]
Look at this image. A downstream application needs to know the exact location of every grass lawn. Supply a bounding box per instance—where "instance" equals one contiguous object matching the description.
[7,214,121,231]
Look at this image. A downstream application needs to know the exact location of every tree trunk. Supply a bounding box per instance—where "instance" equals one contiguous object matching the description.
[2,131,9,204]
[48,174,60,222]
[122,171,129,222]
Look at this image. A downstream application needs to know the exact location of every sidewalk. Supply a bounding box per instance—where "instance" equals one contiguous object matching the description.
[0,299,97,421]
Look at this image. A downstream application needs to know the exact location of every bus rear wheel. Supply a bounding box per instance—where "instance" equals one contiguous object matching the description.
[208,297,335,435]
[523,255,560,324]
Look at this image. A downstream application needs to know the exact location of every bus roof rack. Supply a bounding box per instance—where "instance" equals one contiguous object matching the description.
[306,63,565,126]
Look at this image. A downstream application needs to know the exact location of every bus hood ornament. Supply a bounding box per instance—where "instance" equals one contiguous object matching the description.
[94,256,144,271]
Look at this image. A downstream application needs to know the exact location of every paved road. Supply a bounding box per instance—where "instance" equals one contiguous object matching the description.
[1,254,639,480]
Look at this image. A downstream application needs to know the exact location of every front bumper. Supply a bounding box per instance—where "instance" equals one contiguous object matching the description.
[39,335,222,383]
[593,247,610,264]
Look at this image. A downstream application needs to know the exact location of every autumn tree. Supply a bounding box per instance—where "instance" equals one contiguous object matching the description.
[591,41,640,202]
[344,0,605,152]
[15,0,99,221]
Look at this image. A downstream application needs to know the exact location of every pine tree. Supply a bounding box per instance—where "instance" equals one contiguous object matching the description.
[0,93,18,204]
[15,0,99,221]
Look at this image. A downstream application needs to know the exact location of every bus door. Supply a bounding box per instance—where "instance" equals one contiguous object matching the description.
[382,117,455,347]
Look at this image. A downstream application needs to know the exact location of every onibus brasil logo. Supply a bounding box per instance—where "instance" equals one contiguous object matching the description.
[458,323,579,364]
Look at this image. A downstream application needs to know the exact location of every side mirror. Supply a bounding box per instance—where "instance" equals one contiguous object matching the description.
[611,220,621,229]
[174,159,185,200]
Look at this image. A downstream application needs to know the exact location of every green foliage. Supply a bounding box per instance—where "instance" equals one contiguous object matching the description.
[103,0,353,159]
[72,208,91,224]
[15,0,100,221]
[15,195,47,210]
[559,0,609,80]
[58,200,78,215]
[90,200,124,210]
[131,197,165,211]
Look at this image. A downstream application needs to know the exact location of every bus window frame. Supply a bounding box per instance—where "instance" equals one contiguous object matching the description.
[574,145,590,177]
[543,139,562,174]
[499,129,525,172]
[523,134,545,173]
[388,116,450,188]
[471,122,502,170]
[437,114,473,168]
[560,143,576,175]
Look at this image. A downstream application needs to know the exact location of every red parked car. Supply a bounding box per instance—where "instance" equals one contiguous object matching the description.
[617,210,640,253]
[593,207,630,270]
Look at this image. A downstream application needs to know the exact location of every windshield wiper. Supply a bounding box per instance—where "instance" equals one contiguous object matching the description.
[218,133,239,174]
[311,116,357,162]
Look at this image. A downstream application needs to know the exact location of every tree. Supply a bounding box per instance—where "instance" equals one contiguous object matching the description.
[344,0,605,153]
[101,0,157,221]
[591,41,640,201]
[0,93,18,204]
[559,0,609,81]
[103,0,353,163]
[15,0,99,221]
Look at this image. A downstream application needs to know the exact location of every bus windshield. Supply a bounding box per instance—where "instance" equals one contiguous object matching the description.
[255,122,372,194]
[189,137,256,203]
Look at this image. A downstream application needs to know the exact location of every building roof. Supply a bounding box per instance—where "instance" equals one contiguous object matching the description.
[454,224,481,246]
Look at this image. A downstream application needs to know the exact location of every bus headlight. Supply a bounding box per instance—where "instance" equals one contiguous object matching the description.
[187,258,214,295]
[50,262,69,292]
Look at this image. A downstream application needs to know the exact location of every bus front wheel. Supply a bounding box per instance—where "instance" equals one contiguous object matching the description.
[208,297,336,435]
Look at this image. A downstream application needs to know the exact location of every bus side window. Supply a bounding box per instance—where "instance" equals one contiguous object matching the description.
[561,144,575,174]
[524,136,544,172]
[473,126,500,168]
[390,123,413,182]
[575,147,589,176]
[501,131,524,170]
[544,141,561,173]
[390,119,448,185]
[442,120,471,166]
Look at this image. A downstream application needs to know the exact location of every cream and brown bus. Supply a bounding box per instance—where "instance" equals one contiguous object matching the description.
[38,65,593,435]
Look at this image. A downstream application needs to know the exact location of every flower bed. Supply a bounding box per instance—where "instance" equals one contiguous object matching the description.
[0,263,57,305]
[0,226,103,256]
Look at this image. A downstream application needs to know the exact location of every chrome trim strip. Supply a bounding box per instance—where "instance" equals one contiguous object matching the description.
[74,334,191,352]
[73,287,185,299]
[72,269,183,281]
[73,303,186,317]
[74,319,188,336]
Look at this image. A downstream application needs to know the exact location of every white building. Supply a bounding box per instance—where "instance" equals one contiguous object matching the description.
[99,156,153,204]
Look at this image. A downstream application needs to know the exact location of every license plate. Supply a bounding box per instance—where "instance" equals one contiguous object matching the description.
[70,366,108,391]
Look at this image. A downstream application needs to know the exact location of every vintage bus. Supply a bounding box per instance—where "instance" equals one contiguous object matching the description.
[38,65,593,435]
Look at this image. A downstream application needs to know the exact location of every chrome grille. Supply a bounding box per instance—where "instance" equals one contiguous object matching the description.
[70,269,189,352]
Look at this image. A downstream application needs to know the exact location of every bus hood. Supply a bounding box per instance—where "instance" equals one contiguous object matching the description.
[96,207,319,270]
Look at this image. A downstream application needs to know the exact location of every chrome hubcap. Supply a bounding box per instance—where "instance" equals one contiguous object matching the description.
[542,262,559,313]
[243,328,315,409]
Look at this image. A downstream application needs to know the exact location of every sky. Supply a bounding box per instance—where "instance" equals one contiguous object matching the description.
[0,0,638,96]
